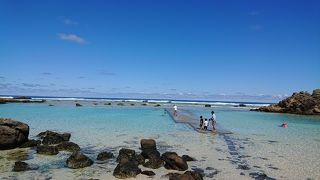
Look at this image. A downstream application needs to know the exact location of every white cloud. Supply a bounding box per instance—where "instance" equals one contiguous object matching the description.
[58,33,86,44]
[64,19,78,26]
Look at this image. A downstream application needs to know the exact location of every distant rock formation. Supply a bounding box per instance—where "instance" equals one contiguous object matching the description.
[254,89,320,115]
[0,119,29,150]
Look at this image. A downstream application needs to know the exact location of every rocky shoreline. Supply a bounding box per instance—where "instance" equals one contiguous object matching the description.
[0,118,203,179]
[253,89,320,115]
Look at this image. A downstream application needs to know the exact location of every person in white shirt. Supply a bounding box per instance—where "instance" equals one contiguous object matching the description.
[211,111,216,131]
[173,105,178,116]
[204,119,209,130]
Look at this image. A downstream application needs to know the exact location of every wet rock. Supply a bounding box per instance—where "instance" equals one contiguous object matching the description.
[249,172,276,180]
[56,142,80,152]
[240,172,245,176]
[37,130,71,145]
[237,164,250,170]
[140,139,156,151]
[76,103,82,107]
[0,118,29,150]
[161,152,188,171]
[12,161,39,172]
[165,171,203,180]
[113,161,141,179]
[97,151,114,161]
[37,145,59,155]
[204,104,211,107]
[66,151,93,169]
[141,170,155,176]
[254,89,320,115]
[116,148,137,164]
[19,139,41,148]
[182,155,196,161]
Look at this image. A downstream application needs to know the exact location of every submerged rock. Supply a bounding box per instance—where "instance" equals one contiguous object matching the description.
[97,151,114,161]
[0,118,29,150]
[37,130,71,145]
[161,152,188,171]
[66,151,93,169]
[37,145,59,155]
[12,161,39,172]
[19,139,41,148]
[113,161,141,179]
[56,142,80,152]
[254,89,320,115]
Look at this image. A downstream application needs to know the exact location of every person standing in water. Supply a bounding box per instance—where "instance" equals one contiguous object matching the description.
[210,111,216,131]
[204,118,209,130]
[199,116,204,129]
[173,105,178,116]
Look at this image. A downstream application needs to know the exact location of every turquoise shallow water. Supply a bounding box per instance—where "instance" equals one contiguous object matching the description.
[1,103,320,179]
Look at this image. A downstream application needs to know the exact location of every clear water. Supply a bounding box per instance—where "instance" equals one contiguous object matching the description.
[0,103,320,179]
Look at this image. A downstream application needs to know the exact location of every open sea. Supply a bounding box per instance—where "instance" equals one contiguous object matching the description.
[0,97,319,179]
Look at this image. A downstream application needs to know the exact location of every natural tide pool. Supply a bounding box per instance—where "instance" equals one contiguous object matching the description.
[0,102,320,179]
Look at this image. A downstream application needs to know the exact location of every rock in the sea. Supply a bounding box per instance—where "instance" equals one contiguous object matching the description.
[182,155,196,162]
[56,142,80,152]
[254,89,320,115]
[161,152,188,171]
[0,118,29,150]
[141,170,156,176]
[116,148,137,164]
[140,139,163,169]
[165,171,203,180]
[97,151,114,161]
[113,161,141,179]
[37,145,59,155]
[76,103,82,107]
[12,161,39,172]
[37,130,71,145]
[19,139,41,148]
[66,151,93,169]
[140,139,157,150]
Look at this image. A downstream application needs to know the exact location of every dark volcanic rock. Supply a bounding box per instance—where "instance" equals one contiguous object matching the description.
[66,151,93,169]
[0,118,29,150]
[113,161,141,179]
[161,152,188,171]
[37,145,59,155]
[76,103,82,107]
[165,171,203,180]
[141,170,156,176]
[56,142,80,152]
[37,130,71,145]
[182,155,196,162]
[140,139,156,151]
[249,172,276,180]
[254,89,320,115]
[12,161,39,172]
[116,148,137,164]
[19,139,41,148]
[97,151,114,161]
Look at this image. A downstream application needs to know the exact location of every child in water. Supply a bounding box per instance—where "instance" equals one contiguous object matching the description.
[199,116,204,129]
[204,119,209,130]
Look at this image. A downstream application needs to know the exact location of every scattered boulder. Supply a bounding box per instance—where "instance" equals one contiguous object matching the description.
[66,151,93,169]
[37,130,71,145]
[12,161,39,172]
[19,139,41,148]
[113,161,141,179]
[116,148,137,164]
[97,151,114,161]
[204,104,211,107]
[239,104,246,107]
[37,145,59,155]
[76,103,82,107]
[140,139,156,151]
[56,142,80,152]
[182,155,196,162]
[164,171,203,180]
[161,152,188,171]
[0,118,29,150]
[254,89,320,115]
[141,170,156,176]
[140,139,163,169]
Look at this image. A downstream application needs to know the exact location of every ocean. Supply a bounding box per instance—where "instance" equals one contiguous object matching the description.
[0,98,319,179]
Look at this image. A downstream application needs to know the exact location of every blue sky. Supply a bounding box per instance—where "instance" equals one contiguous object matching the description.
[0,0,319,101]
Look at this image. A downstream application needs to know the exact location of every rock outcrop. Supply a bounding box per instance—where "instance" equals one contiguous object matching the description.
[56,142,80,153]
[97,151,114,161]
[37,130,71,145]
[12,161,39,172]
[140,139,163,169]
[254,89,320,115]
[36,145,59,155]
[161,152,188,171]
[0,119,29,150]
[113,148,142,178]
[66,151,93,169]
